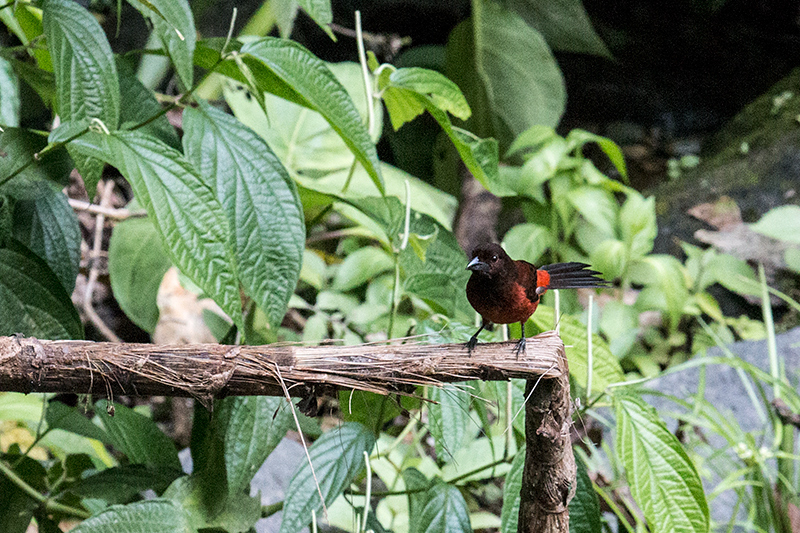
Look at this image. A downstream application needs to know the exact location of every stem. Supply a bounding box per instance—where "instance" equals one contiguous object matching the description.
[0,459,91,519]
[262,501,283,517]
[354,11,376,137]
[0,126,90,188]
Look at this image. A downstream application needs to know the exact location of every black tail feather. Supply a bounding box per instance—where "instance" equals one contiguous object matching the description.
[541,262,611,289]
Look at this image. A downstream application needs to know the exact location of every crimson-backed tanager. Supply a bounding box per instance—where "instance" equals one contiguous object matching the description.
[465,243,610,355]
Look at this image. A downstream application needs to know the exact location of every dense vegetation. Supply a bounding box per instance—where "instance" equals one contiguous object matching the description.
[1,1,799,532]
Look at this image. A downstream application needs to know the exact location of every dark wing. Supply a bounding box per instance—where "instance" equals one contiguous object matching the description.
[540,262,611,289]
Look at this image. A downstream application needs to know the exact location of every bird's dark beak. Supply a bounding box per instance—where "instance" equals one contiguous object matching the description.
[466,256,489,272]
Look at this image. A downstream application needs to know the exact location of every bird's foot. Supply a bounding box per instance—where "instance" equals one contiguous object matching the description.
[466,335,478,356]
[514,336,527,359]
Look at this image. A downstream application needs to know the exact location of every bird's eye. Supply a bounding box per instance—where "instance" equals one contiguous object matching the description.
[491,255,498,262]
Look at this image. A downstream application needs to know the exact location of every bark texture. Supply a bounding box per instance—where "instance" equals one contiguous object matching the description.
[0,331,565,408]
[518,342,576,532]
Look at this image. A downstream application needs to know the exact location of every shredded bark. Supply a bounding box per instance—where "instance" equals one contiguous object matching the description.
[0,331,565,408]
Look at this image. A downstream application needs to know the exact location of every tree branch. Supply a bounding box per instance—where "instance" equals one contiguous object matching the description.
[0,331,565,408]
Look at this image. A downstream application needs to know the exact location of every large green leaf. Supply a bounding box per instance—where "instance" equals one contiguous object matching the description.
[69,500,194,533]
[499,448,524,533]
[750,204,800,244]
[163,475,261,533]
[417,483,473,533]
[0,128,72,199]
[117,59,181,149]
[475,0,565,133]
[381,67,471,130]
[12,182,80,294]
[629,255,689,329]
[236,38,384,193]
[297,0,334,39]
[128,0,196,89]
[614,394,709,533]
[428,385,470,463]
[45,400,110,445]
[42,0,119,196]
[108,215,172,333]
[448,1,565,148]
[531,306,624,393]
[96,400,182,471]
[0,239,82,339]
[69,465,179,504]
[501,0,611,57]
[0,56,20,127]
[569,455,602,533]
[183,101,305,330]
[215,396,292,495]
[280,422,376,533]
[69,130,244,332]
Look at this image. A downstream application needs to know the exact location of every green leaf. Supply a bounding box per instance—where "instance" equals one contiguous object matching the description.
[69,500,194,533]
[108,216,172,333]
[532,306,624,392]
[7,59,56,110]
[69,465,179,504]
[183,101,305,330]
[116,59,180,150]
[565,129,627,179]
[45,400,110,445]
[239,38,384,193]
[297,0,334,39]
[403,468,433,533]
[568,187,618,239]
[614,393,709,533]
[164,475,260,533]
[569,455,602,533]
[129,0,196,89]
[383,67,471,129]
[428,385,470,463]
[69,130,244,332]
[42,0,119,195]
[0,454,47,533]
[499,448,524,533]
[331,246,394,291]
[225,61,380,173]
[12,182,80,294]
[0,56,20,127]
[96,400,182,471]
[393,88,499,191]
[588,239,627,281]
[502,223,551,265]
[0,239,82,339]
[474,0,565,137]
[750,204,800,244]
[216,396,292,495]
[619,193,656,258]
[629,255,689,329]
[417,483,473,533]
[280,422,376,533]
[502,0,611,57]
[0,128,72,198]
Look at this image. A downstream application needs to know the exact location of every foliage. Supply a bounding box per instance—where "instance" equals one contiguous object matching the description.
[0,1,796,532]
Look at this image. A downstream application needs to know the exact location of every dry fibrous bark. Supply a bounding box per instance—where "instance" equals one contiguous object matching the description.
[518,349,575,532]
[0,331,565,406]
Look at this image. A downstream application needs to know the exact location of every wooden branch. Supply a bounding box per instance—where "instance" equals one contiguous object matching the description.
[0,332,565,407]
[518,345,575,532]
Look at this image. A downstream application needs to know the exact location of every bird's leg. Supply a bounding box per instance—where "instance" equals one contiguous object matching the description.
[467,320,487,356]
[514,321,527,358]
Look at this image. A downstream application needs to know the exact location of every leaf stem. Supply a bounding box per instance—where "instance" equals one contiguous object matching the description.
[0,125,90,188]
[0,459,91,519]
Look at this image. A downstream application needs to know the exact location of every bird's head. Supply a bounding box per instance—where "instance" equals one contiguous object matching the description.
[466,243,512,278]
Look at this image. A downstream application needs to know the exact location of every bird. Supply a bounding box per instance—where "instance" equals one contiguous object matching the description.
[465,243,610,356]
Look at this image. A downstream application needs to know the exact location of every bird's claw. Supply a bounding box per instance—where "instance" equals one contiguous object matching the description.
[514,337,527,359]
[466,335,478,357]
